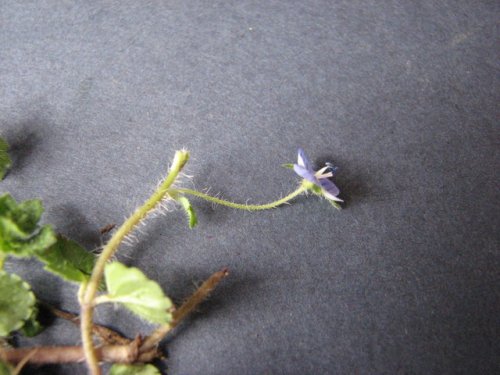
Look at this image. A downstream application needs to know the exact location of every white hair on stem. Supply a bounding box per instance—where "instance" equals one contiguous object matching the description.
[122,233,138,246]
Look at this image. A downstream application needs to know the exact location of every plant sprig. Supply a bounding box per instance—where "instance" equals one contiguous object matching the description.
[0,138,344,374]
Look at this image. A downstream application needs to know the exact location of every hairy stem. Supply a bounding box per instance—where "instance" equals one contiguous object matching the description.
[79,150,189,375]
[140,267,229,352]
[174,185,306,211]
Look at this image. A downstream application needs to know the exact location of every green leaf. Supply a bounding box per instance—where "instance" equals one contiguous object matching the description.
[10,199,43,233]
[281,163,295,169]
[36,235,95,283]
[0,138,11,180]
[178,196,197,228]
[0,194,56,257]
[109,364,161,375]
[103,262,173,324]
[20,304,44,337]
[0,271,36,337]
[0,194,44,235]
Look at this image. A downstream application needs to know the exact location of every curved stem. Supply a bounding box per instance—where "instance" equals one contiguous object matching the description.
[79,150,189,375]
[174,185,306,211]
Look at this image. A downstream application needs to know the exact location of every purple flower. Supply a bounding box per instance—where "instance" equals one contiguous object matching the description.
[293,148,343,202]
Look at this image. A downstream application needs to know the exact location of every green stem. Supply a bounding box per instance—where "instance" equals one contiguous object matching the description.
[79,150,189,375]
[174,184,306,211]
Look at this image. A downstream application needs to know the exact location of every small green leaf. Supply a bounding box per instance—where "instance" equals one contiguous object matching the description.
[0,271,36,337]
[36,235,95,283]
[178,196,197,228]
[0,138,12,180]
[281,163,295,169]
[103,262,173,324]
[109,364,161,375]
[0,194,56,257]
[20,304,44,337]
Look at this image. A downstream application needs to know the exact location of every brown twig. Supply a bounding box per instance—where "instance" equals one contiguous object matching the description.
[1,337,158,365]
[99,223,116,235]
[172,267,229,322]
[140,267,229,353]
[45,304,130,345]
[12,348,38,375]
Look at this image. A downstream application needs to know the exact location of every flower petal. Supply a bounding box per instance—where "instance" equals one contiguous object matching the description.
[318,178,341,198]
[323,189,344,202]
[297,148,312,170]
[293,164,317,184]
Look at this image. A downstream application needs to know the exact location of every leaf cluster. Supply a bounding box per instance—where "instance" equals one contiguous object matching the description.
[0,192,97,336]
[0,139,246,374]
[0,192,176,336]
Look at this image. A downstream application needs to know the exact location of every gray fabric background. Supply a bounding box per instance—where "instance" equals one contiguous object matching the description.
[1,1,499,374]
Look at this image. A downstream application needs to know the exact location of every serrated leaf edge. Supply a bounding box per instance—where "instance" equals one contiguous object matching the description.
[0,271,36,336]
